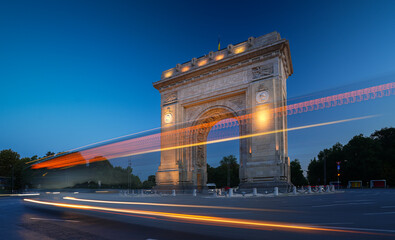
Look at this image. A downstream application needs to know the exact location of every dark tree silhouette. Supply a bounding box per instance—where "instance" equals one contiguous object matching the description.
[290,159,308,186]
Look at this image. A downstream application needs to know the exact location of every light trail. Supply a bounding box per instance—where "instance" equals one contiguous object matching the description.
[23,198,392,236]
[30,81,394,169]
[63,196,292,213]
[31,115,375,169]
[284,82,394,116]
[141,115,375,157]
[25,127,163,165]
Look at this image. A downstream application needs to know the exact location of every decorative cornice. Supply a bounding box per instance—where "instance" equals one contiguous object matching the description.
[153,32,293,92]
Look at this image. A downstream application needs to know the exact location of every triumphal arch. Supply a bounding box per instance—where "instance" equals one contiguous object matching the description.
[153,32,293,190]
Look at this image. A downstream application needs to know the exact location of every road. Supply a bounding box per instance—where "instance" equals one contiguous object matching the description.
[1,189,395,240]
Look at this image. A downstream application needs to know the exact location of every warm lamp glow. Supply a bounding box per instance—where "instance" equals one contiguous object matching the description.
[256,110,269,125]
[234,46,246,54]
[215,54,224,61]
[181,66,190,72]
[198,59,208,66]
[164,71,173,78]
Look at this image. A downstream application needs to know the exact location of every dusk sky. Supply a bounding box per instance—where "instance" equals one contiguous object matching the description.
[1,0,394,179]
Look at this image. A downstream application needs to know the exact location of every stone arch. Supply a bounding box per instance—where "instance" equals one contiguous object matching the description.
[154,32,293,191]
[186,99,245,125]
[187,105,245,189]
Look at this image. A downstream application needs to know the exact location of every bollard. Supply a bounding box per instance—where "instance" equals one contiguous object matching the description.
[330,185,335,192]
[172,189,176,196]
[292,186,297,195]
[274,187,279,196]
[193,189,197,197]
[228,188,233,197]
[308,186,312,194]
[325,185,330,192]
[253,188,257,196]
[140,189,144,196]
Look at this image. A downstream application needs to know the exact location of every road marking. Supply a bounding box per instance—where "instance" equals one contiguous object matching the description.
[312,202,374,207]
[30,217,80,222]
[381,206,395,208]
[364,212,395,215]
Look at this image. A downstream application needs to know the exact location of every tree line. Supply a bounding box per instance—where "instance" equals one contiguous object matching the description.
[0,149,156,192]
[290,127,394,187]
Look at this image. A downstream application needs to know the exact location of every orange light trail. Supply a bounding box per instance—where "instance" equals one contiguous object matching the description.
[30,81,394,169]
[31,115,375,169]
[63,196,292,213]
[25,126,163,165]
[23,198,391,236]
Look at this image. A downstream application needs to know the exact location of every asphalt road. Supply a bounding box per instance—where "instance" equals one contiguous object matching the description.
[1,189,395,240]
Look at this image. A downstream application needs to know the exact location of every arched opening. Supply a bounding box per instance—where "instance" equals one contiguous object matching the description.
[206,119,240,188]
[188,107,244,190]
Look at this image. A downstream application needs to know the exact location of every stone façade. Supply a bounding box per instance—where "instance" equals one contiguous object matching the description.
[153,31,293,191]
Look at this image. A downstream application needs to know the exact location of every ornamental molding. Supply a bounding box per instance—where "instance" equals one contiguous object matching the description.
[252,64,273,80]
[163,92,177,105]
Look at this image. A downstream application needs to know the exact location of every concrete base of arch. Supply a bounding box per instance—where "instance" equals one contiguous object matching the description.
[154,183,210,194]
[239,181,292,193]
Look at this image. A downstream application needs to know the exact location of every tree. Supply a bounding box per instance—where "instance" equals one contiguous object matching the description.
[342,134,380,185]
[45,151,55,157]
[307,127,395,187]
[220,155,238,187]
[0,149,20,173]
[307,157,322,185]
[290,159,307,186]
[0,149,20,191]
[371,127,395,185]
[207,155,239,188]
[317,142,344,184]
[142,175,156,189]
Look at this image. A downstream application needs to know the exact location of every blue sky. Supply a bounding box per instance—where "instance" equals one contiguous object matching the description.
[0,0,394,179]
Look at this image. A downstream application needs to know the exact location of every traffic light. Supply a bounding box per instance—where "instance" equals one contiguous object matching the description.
[337,173,340,177]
